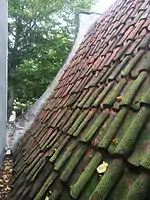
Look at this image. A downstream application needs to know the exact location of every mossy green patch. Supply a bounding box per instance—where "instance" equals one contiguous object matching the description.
[99,108,128,149]
[124,173,150,200]
[108,110,134,155]
[89,159,123,200]
[26,158,45,182]
[81,111,109,142]
[68,110,88,135]
[103,80,126,106]
[93,82,114,107]
[49,136,70,163]
[79,173,100,200]
[128,122,150,167]
[78,88,94,107]
[48,179,62,200]
[60,143,87,182]
[62,109,80,132]
[34,172,57,200]
[141,87,150,105]
[54,139,78,171]
[121,50,144,77]
[70,152,102,199]
[73,110,95,137]
[120,72,147,106]
[115,108,150,155]
[83,87,103,108]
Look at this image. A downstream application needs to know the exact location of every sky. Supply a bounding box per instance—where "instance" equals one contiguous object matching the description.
[92,0,116,13]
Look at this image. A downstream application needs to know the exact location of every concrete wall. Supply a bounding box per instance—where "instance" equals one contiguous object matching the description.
[0,0,7,165]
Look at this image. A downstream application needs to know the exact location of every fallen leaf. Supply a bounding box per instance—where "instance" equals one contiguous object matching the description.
[112,138,118,145]
[97,161,108,174]
[117,96,123,102]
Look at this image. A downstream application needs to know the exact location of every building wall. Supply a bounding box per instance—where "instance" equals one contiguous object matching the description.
[0,0,7,166]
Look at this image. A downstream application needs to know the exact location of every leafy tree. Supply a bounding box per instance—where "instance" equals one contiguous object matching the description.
[8,0,94,117]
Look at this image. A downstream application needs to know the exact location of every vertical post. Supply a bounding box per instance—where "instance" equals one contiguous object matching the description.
[0,0,7,166]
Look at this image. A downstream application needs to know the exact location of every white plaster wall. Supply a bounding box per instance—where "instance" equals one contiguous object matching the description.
[0,0,7,164]
[10,12,101,151]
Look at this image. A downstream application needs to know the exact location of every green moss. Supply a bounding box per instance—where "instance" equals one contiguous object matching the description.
[48,180,62,200]
[60,144,87,182]
[108,111,134,155]
[93,82,114,107]
[141,87,150,105]
[106,170,137,200]
[25,153,43,175]
[49,136,70,163]
[95,114,116,148]
[60,189,73,200]
[68,111,88,135]
[73,110,95,137]
[72,91,87,109]
[89,159,123,200]
[34,172,57,200]
[78,89,94,107]
[120,72,147,106]
[99,108,128,149]
[103,80,126,106]
[131,51,150,77]
[70,152,102,199]
[25,148,41,167]
[79,173,100,200]
[121,51,144,77]
[141,148,150,169]
[100,66,115,83]
[54,139,78,171]
[81,111,109,142]
[124,173,150,200]
[62,109,80,132]
[115,108,150,155]
[26,158,45,182]
[83,87,103,108]
[128,123,150,167]
[30,160,46,182]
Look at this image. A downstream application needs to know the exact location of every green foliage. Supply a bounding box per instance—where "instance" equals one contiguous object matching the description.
[8,0,92,116]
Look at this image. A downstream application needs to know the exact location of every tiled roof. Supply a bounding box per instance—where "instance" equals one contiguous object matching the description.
[9,0,150,200]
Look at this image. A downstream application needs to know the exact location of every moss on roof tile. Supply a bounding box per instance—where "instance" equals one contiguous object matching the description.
[70,152,102,199]
[115,107,150,156]
[99,107,128,149]
[60,143,87,182]
[89,159,123,200]
[81,110,109,142]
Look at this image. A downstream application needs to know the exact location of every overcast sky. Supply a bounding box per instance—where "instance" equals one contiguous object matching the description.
[92,0,116,13]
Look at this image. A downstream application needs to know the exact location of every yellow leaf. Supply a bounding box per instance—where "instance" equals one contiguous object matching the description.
[97,161,108,174]
[117,96,123,102]
[113,138,118,145]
